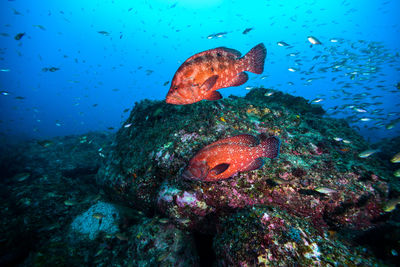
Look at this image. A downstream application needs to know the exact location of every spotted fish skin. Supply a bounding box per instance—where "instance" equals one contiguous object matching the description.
[166,43,267,105]
[182,134,280,181]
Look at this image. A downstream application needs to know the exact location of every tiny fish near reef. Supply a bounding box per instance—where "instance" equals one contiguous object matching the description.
[166,43,267,105]
[182,134,280,181]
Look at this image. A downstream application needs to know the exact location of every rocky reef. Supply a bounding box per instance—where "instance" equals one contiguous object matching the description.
[99,88,393,231]
[1,88,400,266]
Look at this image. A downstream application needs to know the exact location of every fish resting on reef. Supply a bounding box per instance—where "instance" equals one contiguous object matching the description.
[166,43,267,105]
[182,134,280,181]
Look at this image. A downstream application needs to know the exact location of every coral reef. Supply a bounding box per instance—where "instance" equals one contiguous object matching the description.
[98,88,391,232]
[214,207,379,266]
[1,88,399,265]
[95,88,398,264]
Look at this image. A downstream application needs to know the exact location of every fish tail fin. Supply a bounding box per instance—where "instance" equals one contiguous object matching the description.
[260,136,280,159]
[242,43,266,74]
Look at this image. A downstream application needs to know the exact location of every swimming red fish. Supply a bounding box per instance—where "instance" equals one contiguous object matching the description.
[182,134,280,181]
[166,43,267,105]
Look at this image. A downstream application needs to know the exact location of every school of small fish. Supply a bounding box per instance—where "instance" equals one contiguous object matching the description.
[0,1,398,144]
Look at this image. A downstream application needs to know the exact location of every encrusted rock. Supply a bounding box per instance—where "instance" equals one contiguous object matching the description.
[69,201,120,241]
[214,207,382,266]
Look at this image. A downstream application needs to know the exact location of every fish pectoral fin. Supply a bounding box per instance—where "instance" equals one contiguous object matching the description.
[201,75,219,92]
[227,72,248,87]
[205,91,222,101]
[209,163,230,176]
[242,158,264,172]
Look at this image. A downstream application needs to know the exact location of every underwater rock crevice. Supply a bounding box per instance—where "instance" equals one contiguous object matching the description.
[193,231,216,267]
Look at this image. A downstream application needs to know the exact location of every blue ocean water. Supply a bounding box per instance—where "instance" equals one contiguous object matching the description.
[0,0,399,143]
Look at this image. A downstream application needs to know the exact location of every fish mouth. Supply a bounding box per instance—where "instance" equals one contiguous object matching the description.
[166,93,181,104]
[166,98,177,104]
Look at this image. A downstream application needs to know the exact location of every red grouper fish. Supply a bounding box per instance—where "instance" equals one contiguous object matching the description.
[166,43,267,105]
[182,134,280,181]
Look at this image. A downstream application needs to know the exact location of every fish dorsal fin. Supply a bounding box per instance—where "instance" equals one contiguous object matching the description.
[215,47,242,58]
[209,163,230,176]
[205,91,222,101]
[200,75,218,92]
[210,134,259,147]
[184,47,242,63]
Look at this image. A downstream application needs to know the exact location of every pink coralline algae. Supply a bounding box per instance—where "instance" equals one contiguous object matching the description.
[157,184,215,228]
[213,207,381,266]
[179,131,199,143]
[176,191,199,209]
